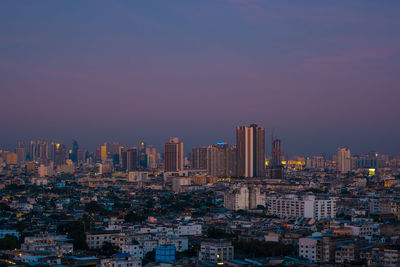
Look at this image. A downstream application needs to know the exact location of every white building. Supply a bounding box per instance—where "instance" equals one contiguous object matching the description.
[224,184,249,211]
[121,243,144,259]
[267,194,337,220]
[299,237,321,263]
[175,223,202,236]
[22,234,73,256]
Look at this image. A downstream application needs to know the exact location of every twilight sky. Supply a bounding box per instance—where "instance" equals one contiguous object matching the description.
[1,0,400,156]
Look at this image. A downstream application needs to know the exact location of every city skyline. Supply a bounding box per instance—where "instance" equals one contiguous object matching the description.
[1,127,396,158]
[1,1,400,155]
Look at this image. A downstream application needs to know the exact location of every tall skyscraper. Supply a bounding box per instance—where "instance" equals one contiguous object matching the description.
[271,139,281,167]
[337,147,351,174]
[100,144,108,162]
[139,142,147,170]
[16,141,26,163]
[192,147,207,170]
[29,140,36,161]
[165,137,183,171]
[70,140,79,163]
[146,146,158,169]
[55,143,66,166]
[268,138,284,179]
[207,143,228,177]
[236,124,265,178]
[227,146,238,177]
[113,142,120,155]
[126,147,139,172]
[49,142,57,161]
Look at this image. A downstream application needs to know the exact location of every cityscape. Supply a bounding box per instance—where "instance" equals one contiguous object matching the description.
[1,1,400,267]
[1,125,400,266]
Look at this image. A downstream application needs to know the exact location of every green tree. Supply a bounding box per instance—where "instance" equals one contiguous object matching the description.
[0,235,19,250]
[100,242,119,256]
[124,211,146,223]
[58,221,88,250]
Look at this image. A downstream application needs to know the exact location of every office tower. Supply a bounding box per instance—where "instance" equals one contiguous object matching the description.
[165,137,183,171]
[228,146,238,177]
[100,144,108,162]
[49,142,57,161]
[16,141,26,163]
[77,149,87,163]
[126,147,138,172]
[138,142,147,170]
[112,142,120,165]
[146,146,158,169]
[55,144,66,166]
[29,140,36,161]
[207,143,228,177]
[337,147,351,174]
[95,147,101,162]
[121,150,127,170]
[312,156,325,169]
[236,124,265,178]
[271,139,281,167]
[42,141,48,161]
[104,142,111,155]
[113,142,120,155]
[268,138,284,179]
[192,147,207,170]
[69,140,79,163]
[36,140,42,160]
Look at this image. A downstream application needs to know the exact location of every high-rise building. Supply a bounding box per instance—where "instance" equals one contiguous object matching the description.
[312,156,325,169]
[29,140,36,161]
[55,143,66,166]
[207,143,228,177]
[271,139,281,167]
[146,146,158,169]
[138,142,147,170]
[268,138,284,179]
[112,142,120,165]
[191,147,207,170]
[49,142,57,161]
[112,142,120,155]
[70,140,79,163]
[100,144,108,162]
[227,146,238,177]
[36,140,42,160]
[236,124,265,177]
[16,141,26,163]
[165,137,183,171]
[224,184,265,211]
[126,147,138,172]
[337,147,351,174]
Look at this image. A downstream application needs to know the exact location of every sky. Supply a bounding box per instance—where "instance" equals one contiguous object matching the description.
[1,0,400,156]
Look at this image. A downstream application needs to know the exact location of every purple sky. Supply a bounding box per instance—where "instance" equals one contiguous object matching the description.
[1,0,400,156]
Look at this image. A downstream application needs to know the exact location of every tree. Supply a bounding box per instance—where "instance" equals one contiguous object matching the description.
[233,239,294,258]
[124,211,146,223]
[0,235,19,250]
[100,242,119,256]
[58,220,88,250]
